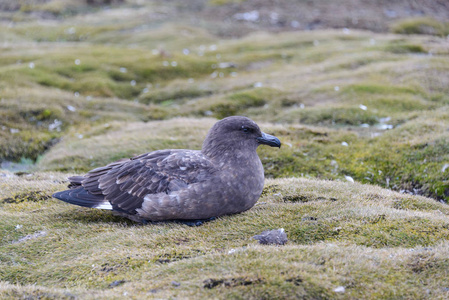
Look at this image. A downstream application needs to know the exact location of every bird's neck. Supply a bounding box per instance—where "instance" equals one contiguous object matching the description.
[202,142,260,169]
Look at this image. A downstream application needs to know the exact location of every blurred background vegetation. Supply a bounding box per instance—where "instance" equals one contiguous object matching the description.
[0,0,448,202]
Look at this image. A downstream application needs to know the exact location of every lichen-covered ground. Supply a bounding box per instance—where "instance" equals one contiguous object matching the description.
[1,0,449,298]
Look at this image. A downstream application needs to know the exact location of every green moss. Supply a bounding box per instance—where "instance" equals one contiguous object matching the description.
[12,23,122,43]
[139,87,212,104]
[18,107,64,123]
[255,120,449,202]
[290,219,340,244]
[391,17,449,36]
[2,173,449,298]
[0,288,75,300]
[297,107,379,126]
[228,89,269,106]
[203,277,263,289]
[145,106,171,121]
[342,84,417,96]
[406,253,449,276]
[0,46,220,100]
[348,217,449,248]
[152,249,205,264]
[385,42,426,54]
[209,88,279,118]
[393,197,443,211]
[332,137,449,201]
[2,191,50,204]
[134,58,216,83]
[38,109,54,120]
[363,96,430,113]
[229,41,313,54]
[0,130,59,162]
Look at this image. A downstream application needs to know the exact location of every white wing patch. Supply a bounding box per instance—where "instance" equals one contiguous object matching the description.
[94,202,113,210]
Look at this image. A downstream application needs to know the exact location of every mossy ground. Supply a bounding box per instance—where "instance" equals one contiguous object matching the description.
[1,0,449,298]
[2,173,449,298]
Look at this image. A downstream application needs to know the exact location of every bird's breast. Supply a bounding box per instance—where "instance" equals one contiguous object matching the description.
[220,155,265,210]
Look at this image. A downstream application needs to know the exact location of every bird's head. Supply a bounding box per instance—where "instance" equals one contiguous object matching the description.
[202,116,281,158]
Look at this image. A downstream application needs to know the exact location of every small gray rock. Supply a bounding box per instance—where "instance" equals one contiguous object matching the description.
[252,228,288,245]
[109,280,125,288]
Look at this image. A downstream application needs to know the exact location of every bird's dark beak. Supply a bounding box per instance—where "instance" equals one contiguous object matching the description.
[257,132,281,148]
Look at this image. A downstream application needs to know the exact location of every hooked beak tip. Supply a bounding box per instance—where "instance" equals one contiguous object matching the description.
[257,132,281,148]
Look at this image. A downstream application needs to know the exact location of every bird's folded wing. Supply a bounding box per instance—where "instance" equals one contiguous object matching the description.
[77,149,216,214]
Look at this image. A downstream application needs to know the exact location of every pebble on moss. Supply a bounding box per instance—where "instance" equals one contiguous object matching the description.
[252,228,288,245]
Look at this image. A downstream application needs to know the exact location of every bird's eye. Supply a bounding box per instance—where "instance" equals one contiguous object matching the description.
[242,127,252,133]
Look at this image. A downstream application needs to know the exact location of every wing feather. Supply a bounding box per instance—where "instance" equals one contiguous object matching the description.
[67,149,217,215]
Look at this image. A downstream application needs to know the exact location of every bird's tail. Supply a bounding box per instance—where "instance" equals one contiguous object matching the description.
[52,187,112,210]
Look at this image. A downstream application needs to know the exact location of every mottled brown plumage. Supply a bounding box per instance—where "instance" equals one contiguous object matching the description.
[53,116,281,223]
